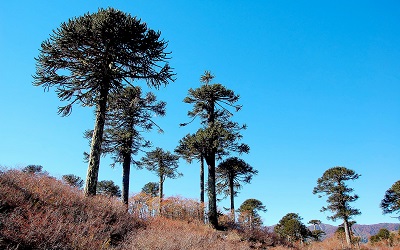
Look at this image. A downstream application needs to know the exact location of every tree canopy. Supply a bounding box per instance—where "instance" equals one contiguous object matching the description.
[62,174,84,189]
[34,7,174,196]
[96,180,121,197]
[142,182,160,197]
[238,198,266,229]
[274,213,311,243]
[380,180,400,218]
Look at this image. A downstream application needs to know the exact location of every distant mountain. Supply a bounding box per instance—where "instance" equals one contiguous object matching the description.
[266,223,400,242]
[352,223,400,242]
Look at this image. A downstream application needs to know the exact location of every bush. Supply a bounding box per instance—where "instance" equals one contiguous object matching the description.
[0,169,143,249]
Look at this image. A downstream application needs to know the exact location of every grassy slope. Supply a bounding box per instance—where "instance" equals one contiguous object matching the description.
[1,169,399,250]
[0,169,253,250]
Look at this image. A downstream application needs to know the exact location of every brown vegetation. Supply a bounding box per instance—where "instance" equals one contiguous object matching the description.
[0,169,142,249]
[1,169,399,250]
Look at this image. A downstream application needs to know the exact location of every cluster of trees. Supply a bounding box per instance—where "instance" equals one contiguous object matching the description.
[33,7,258,230]
[31,7,400,240]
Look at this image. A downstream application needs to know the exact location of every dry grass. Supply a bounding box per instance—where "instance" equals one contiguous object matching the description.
[2,168,398,250]
[121,217,252,250]
[0,169,143,249]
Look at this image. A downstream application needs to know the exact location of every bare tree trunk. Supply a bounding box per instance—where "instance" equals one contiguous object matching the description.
[206,153,218,229]
[159,175,163,215]
[206,101,218,229]
[344,219,352,246]
[84,83,109,196]
[200,154,205,222]
[229,175,235,221]
[122,151,131,210]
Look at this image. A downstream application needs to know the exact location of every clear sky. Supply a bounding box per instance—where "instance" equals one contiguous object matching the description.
[1,1,399,226]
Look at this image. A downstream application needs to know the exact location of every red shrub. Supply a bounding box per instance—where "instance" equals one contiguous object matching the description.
[0,169,144,249]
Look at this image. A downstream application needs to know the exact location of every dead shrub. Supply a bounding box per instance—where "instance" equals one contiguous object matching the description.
[0,169,144,249]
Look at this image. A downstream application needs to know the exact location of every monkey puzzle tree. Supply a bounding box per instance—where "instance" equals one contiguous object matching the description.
[307,219,325,241]
[33,8,174,196]
[22,165,44,174]
[175,130,207,203]
[181,71,249,229]
[97,180,121,197]
[238,199,266,230]
[313,166,361,246]
[140,147,181,214]
[142,182,159,197]
[216,157,257,219]
[274,213,311,243]
[85,86,166,207]
[62,174,84,189]
[380,180,400,219]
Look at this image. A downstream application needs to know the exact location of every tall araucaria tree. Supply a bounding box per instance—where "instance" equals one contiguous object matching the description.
[140,147,181,214]
[380,180,400,220]
[85,86,166,207]
[33,8,174,196]
[216,157,258,220]
[175,130,207,204]
[313,166,361,246]
[181,71,249,229]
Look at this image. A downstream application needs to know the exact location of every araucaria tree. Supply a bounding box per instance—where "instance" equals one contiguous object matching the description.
[85,86,166,207]
[380,180,400,219]
[216,157,257,219]
[140,147,181,214]
[175,130,207,203]
[33,8,174,196]
[274,213,311,243]
[238,198,266,230]
[62,174,84,189]
[96,180,122,197]
[313,166,361,246]
[181,71,249,229]
[142,182,160,197]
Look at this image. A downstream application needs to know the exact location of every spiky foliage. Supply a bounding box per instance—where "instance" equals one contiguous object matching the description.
[381,180,400,218]
[22,165,43,174]
[142,182,160,197]
[96,180,121,197]
[62,174,84,189]
[181,71,249,229]
[216,157,258,217]
[34,8,174,196]
[238,199,266,230]
[274,213,311,243]
[175,130,207,207]
[85,86,166,206]
[140,147,181,214]
[313,166,361,246]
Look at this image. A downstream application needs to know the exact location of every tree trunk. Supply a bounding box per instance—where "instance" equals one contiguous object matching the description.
[206,153,218,229]
[229,175,235,221]
[200,155,205,203]
[206,99,218,229]
[121,151,131,210]
[200,154,205,222]
[343,219,352,246]
[84,83,109,196]
[159,175,164,215]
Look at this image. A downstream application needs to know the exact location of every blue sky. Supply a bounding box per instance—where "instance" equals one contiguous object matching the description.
[1,1,399,226]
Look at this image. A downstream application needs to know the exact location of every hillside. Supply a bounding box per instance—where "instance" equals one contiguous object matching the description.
[0,169,258,249]
[1,169,399,250]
